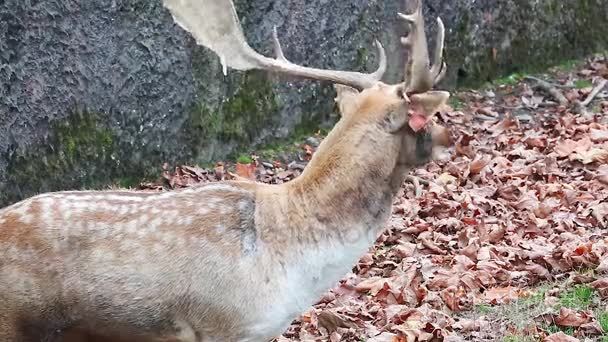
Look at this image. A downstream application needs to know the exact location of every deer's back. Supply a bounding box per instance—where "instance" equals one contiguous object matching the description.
[0,182,268,340]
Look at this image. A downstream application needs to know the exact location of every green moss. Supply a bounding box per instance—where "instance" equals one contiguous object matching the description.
[455,0,608,88]
[53,112,115,164]
[185,70,279,162]
[236,154,253,164]
[355,47,369,71]
[1,110,154,206]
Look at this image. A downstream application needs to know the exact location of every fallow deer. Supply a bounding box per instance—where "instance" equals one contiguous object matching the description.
[0,0,451,340]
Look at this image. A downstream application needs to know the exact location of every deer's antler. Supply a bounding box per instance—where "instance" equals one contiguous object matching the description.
[163,0,387,90]
[399,0,446,94]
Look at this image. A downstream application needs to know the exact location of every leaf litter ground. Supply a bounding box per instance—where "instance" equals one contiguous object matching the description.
[140,55,608,341]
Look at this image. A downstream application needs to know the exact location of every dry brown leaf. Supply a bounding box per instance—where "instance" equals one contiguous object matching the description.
[554,138,592,158]
[235,162,256,180]
[367,332,402,342]
[544,331,580,342]
[469,156,491,175]
[554,307,592,327]
[317,309,359,334]
[484,286,520,304]
[572,147,608,164]
[590,128,608,142]
[597,165,608,184]
[591,278,608,298]
[355,277,388,295]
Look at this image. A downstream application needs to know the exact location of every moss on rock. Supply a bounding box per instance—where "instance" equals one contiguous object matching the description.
[1,110,149,205]
[184,69,279,163]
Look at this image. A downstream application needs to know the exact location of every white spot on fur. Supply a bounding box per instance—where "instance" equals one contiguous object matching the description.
[239,200,250,211]
[39,197,55,225]
[138,214,149,224]
[149,192,175,200]
[118,205,129,216]
[129,205,140,215]
[195,183,241,193]
[125,220,138,234]
[180,216,194,225]
[60,202,73,221]
[148,217,162,233]
[152,242,165,253]
[215,224,226,233]
[160,232,173,244]
[10,202,33,224]
[103,195,144,202]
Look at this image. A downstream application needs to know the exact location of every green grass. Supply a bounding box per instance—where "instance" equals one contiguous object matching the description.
[546,324,575,336]
[503,335,537,342]
[475,304,492,314]
[448,96,464,110]
[466,281,608,341]
[553,59,580,72]
[494,73,525,86]
[599,311,608,332]
[574,79,593,89]
[558,285,593,309]
[543,285,608,337]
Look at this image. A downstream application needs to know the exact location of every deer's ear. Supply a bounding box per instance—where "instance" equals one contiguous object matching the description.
[334,84,361,118]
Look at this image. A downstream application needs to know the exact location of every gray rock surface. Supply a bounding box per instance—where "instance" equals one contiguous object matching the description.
[1,0,607,205]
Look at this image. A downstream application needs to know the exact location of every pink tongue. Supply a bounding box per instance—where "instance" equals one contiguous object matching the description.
[408,113,428,132]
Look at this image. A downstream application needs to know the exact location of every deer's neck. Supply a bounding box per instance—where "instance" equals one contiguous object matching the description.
[283,123,407,242]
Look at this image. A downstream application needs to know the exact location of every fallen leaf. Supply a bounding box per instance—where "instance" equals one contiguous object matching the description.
[484,287,520,304]
[591,278,608,298]
[554,307,591,327]
[235,162,256,180]
[544,331,580,342]
[590,128,608,142]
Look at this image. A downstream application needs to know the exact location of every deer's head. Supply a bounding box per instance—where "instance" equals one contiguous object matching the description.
[164,0,450,171]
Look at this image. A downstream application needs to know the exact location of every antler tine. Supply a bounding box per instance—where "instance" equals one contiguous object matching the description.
[264,27,387,89]
[399,0,447,93]
[163,0,386,90]
[272,26,288,62]
[429,17,446,85]
[399,0,432,93]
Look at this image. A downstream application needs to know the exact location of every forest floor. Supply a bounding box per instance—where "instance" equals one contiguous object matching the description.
[140,55,608,341]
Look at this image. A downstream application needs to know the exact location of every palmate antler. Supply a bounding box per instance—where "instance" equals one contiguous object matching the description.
[399,0,446,94]
[163,0,387,90]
